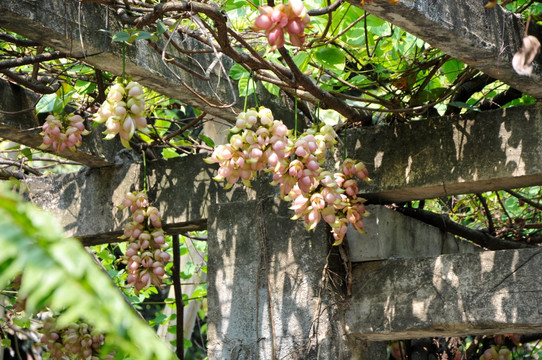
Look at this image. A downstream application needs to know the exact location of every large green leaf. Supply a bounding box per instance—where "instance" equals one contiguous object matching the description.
[0,186,176,360]
[314,46,345,73]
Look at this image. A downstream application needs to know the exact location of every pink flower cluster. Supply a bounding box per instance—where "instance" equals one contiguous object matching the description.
[39,316,114,360]
[253,0,310,50]
[93,79,148,148]
[206,107,370,245]
[39,114,90,152]
[119,191,170,293]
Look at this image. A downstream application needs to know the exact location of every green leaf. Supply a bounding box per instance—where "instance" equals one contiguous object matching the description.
[292,52,310,73]
[1,338,11,348]
[183,338,193,350]
[198,134,215,148]
[157,20,168,35]
[238,77,255,97]
[131,31,156,42]
[181,262,195,279]
[20,148,32,161]
[162,148,180,159]
[74,79,96,95]
[12,317,30,329]
[35,94,62,114]
[448,101,480,112]
[441,59,465,83]
[263,81,280,96]
[229,63,249,81]
[112,31,131,42]
[191,285,207,299]
[314,46,345,73]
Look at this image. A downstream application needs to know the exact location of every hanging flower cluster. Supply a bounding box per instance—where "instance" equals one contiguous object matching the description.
[39,114,89,152]
[38,315,114,360]
[253,0,310,50]
[93,79,148,148]
[205,106,370,245]
[119,191,170,293]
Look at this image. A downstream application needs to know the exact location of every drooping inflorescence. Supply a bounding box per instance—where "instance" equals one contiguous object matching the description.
[205,106,370,245]
[38,314,114,360]
[39,114,90,152]
[93,78,148,148]
[118,191,170,293]
[252,0,310,50]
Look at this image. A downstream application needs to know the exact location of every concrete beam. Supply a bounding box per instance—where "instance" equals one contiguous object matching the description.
[0,0,290,124]
[353,0,542,98]
[0,78,122,167]
[347,205,481,262]
[350,103,542,202]
[26,154,277,245]
[345,247,542,341]
[24,103,542,243]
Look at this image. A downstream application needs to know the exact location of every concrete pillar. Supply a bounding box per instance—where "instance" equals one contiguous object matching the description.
[207,196,358,359]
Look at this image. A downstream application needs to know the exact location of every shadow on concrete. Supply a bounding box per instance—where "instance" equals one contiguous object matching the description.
[207,195,345,359]
[345,247,542,341]
[349,104,542,203]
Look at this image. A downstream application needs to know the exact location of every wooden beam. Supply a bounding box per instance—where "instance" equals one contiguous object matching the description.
[345,247,542,340]
[0,78,120,167]
[352,0,542,98]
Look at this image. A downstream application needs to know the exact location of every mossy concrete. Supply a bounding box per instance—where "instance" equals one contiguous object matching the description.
[207,197,361,360]
[0,0,293,125]
[0,78,122,167]
[346,104,542,202]
[353,0,542,98]
[348,205,481,262]
[345,247,542,341]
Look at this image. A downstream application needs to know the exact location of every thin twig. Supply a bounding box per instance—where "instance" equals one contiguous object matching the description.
[0,51,67,70]
[506,189,542,211]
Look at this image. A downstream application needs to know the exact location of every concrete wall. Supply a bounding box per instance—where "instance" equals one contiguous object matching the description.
[349,205,481,262]
[207,196,353,359]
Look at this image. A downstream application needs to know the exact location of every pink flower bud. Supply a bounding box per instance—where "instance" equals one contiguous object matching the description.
[289,0,307,18]
[154,236,165,245]
[287,19,304,35]
[255,14,273,30]
[267,27,285,49]
[128,260,140,272]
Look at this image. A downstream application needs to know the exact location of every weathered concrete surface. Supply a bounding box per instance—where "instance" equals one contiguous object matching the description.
[22,103,542,243]
[25,154,276,245]
[0,0,290,124]
[345,247,542,341]
[207,197,364,360]
[349,103,542,202]
[353,0,542,98]
[348,205,481,262]
[0,78,122,167]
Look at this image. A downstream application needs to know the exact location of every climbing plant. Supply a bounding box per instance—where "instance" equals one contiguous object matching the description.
[1,0,542,359]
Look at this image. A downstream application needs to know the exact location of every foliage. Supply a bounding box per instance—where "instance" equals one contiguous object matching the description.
[0,0,542,358]
[0,184,176,360]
